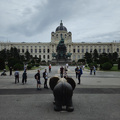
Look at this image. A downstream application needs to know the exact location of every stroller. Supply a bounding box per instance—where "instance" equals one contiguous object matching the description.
[1,69,7,76]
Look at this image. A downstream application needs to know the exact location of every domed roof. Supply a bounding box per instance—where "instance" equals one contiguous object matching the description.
[56,20,67,32]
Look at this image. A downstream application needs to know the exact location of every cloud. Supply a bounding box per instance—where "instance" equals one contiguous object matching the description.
[0,0,120,42]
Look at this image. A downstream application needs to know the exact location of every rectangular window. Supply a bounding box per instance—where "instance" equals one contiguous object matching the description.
[90,49,92,53]
[43,49,45,53]
[78,49,79,53]
[117,48,119,52]
[103,49,105,53]
[99,49,101,53]
[82,55,84,58]
[18,49,20,53]
[22,49,24,53]
[31,49,33,53]
[73,49,75,53]
[107,49,109,53]
[35,49,37,53]
[82,49,84,53]
[86,49,88,52]
[43,55,45,59]
[48,55,49,59]
[39,49,41,53]
[48,49,50,53]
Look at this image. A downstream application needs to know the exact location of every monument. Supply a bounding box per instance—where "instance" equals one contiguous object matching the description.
[52,34,72,64]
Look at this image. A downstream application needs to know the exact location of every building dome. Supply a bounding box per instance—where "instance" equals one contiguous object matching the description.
[56,20,67,32]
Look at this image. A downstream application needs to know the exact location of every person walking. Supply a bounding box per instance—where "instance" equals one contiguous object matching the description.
[75,66,79,78]
[35,70,41,90]
[22,70,27,84]
[78,66,83,84]
[43,69,49,89]
[14,70,19,84]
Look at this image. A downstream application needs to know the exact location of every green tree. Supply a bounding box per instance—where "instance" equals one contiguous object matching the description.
[108,53,113,60]
[84,52,93,63]
[93,49,99,63]
[13,63,24,70]
[25,51,31,61]
[8,58,22,68]
[113,52,118,62]
[0,57,5,70]
[0,49,6,60]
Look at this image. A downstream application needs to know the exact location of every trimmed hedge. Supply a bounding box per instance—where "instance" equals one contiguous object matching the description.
[13,63,24,70]
[101,62,112,70]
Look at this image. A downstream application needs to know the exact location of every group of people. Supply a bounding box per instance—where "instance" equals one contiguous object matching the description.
[90,66,96,75]
[75,66,83,84]
[14,69,27,84]
[34,69,49,90]
[3,63,95,89]
[60,66,68,78]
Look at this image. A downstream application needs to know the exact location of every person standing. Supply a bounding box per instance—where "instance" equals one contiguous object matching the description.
[22,70,27,84]
[66,63,68,68]
[93,66,96,75]
[64,66,68,78]
[75,66,79,78]
[14,70,19,84]
[78,66,83,84]
[60,66,64,78]
[90,66,93,75]
[35,70,41,90]
[9,67,12,76]
[43,69,49,89]
[49,64,51,73]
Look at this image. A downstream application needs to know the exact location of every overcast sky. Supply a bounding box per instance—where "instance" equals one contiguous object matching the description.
[0,0,120,43]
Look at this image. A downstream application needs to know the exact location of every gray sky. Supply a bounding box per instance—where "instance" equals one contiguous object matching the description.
[0,0,120,43]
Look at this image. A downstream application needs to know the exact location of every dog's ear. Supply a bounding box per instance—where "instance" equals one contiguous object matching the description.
[49,77,60,90]
[65,77,76,90]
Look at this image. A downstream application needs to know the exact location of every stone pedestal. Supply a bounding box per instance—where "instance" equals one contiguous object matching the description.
[52,59,72,65]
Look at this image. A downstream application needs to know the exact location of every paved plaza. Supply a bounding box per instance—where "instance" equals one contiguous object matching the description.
[0,66,120,120]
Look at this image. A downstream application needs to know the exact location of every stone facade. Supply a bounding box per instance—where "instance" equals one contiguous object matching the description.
[0,21,120,62]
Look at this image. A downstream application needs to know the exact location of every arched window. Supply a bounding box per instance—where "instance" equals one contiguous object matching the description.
[43,55,45,59]
[48,55,49,59]
[117,48,119,52]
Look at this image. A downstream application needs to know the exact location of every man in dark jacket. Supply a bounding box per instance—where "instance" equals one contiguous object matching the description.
[75,66,79,78]
[78,67,83,84]
[60,66,64,78]
[35,70,41,90]
[22,70,27,84]
[43,69,48,89]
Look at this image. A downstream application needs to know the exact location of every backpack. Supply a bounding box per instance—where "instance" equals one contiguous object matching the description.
[15,72,19,77]
[80,69,83,74]
[43,72,45,78]
[34,73,37,79]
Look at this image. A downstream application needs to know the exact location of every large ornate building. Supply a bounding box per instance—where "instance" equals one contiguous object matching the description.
[0,21,120,62]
